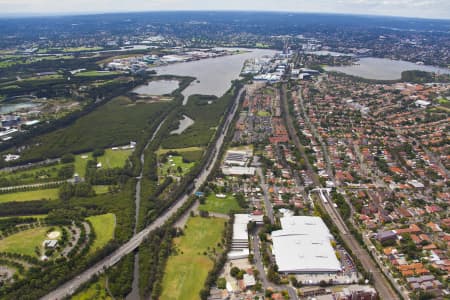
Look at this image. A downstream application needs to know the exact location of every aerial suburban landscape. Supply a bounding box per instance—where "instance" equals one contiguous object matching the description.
[0,1,449,300]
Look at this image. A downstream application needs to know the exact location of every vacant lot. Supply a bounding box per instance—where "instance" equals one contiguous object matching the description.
[0,226,51,257]
[199,194,241,214]
[160,217,225,300]
[87,213,116,254]
[0,189,59,203]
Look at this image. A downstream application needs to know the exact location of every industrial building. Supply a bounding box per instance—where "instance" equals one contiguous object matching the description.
[271,216,341,274]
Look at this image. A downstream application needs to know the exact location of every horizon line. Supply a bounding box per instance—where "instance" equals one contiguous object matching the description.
[0,9,449,21]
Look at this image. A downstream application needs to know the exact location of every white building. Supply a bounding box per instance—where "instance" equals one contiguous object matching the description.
[415,100,431,108]
[272,216,341,274]
[222,166,256,176]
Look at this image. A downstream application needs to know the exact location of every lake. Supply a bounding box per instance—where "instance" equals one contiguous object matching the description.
[152,48,277,104]
[170,115,195,135]
[325,57,450,80]
[132,80,179,96]
[0,102,37,114]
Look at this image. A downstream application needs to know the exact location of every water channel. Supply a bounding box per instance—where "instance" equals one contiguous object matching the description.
[325,57,450,80]
[152,48,277,104]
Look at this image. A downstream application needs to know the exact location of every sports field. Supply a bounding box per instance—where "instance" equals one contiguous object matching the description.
[160,217,225,300]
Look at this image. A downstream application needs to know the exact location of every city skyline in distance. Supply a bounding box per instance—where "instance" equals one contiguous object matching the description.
[0,0,450,20]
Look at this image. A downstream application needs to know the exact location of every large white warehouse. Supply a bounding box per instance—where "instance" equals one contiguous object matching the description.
[272,216,341,274]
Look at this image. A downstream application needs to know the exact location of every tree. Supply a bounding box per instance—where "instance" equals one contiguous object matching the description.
[61,153,75,163]
[230,266,240,278]
[92,148,105,157]
[217,277,226,289]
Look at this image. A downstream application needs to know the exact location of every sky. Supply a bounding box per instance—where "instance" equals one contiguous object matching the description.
[0,0,449,19]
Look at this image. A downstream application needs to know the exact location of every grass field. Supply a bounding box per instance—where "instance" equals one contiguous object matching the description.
[71,276,112,300]
[0,189,59,203]
[74,153,92,177]
[93,185,110,195]
[257,110,271,117]
[74,148,132,177]
[160,217,225,300]
[87,213,116,255]
[159,155,195,179]
[157,146,204,155]
[16,97,169,161]
[157,147,204,162]
[0,226,51,257]
[0,214,47,220]
[1,163,67,185]
[98,149,133,169]
[199,194,241,214]
[75,71,123,77]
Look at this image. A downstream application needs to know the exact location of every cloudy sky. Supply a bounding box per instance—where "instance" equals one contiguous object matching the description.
[0,0,449,19]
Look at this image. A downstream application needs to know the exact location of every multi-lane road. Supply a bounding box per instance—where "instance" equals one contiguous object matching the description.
[41,88,244,300]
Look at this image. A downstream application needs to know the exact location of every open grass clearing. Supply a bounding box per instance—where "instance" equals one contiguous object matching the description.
[0,163,67,185]
[74,153,92,177]
[160,217,225,300]
[0,214,47,220]
[71,275,112,300]
[199,193,241,214]
[0,189,59,203]
[0,226,52,257]
[87,213,115,255]
[158,155,195,180]
[98,149,133,169]
[93,185,110,195]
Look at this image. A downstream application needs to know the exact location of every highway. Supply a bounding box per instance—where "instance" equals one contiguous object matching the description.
[41,87,244,300]
[280,83,400,300]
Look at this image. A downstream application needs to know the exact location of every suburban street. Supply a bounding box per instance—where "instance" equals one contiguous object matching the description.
[280,83,400,300]
[41,88,245,300]
[250,229,298,300]
[255,159,275,224]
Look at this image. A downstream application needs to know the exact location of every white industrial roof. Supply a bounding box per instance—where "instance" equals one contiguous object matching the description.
[272,216,341,273]
[233,214,250,241]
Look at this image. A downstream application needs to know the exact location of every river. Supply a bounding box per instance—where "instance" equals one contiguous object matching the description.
[152,48,277,104]
[0,102,38,114]
[325,57,450,80]
[132,80,179,96]
[170,115,194,135]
